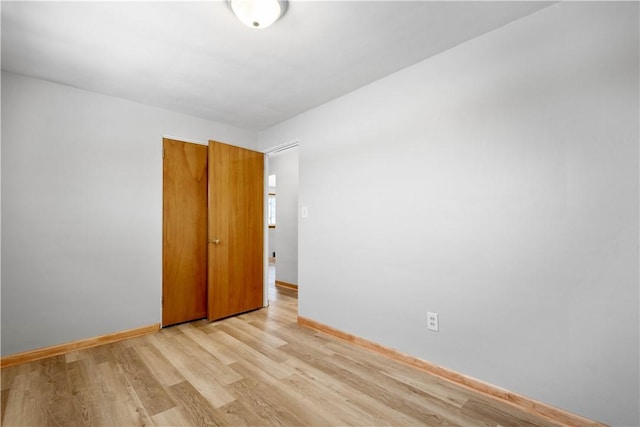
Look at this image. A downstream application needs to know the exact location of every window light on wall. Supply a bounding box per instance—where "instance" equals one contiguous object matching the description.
[268,194,276,227]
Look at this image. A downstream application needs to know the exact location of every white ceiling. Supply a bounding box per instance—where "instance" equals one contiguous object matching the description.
[1,1,554,131]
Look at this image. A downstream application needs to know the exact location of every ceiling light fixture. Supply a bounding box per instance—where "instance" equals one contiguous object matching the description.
[229,0,288,29]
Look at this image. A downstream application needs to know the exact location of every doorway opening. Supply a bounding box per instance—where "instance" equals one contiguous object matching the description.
[266,145,299,303]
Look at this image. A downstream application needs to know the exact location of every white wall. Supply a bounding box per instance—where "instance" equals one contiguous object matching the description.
[1,71,257,356]
[268,228,276,258]
[268,181,276,258]
[269,148,299,285]
[259,2,639,426]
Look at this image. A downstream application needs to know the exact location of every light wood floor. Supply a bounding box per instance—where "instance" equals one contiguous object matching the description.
[1,278,562,426]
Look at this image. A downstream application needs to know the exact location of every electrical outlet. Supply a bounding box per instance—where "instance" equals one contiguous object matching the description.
[427,312,439,332]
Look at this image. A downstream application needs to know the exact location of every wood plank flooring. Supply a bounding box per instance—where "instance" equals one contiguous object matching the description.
[1,277,564,426]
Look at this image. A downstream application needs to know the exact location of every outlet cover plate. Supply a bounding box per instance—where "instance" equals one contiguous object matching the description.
[427,312,439,332]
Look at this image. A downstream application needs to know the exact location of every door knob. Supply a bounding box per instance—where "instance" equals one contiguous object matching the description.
[209,239,220,245]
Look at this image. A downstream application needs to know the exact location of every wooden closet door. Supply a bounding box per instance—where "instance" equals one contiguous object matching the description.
[207,140,264,321]
[162,138,208,326]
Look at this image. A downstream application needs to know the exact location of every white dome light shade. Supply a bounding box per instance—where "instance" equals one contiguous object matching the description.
[229,0,287,29]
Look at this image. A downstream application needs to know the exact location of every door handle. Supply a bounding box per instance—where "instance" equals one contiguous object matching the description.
[209,239,220,245]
